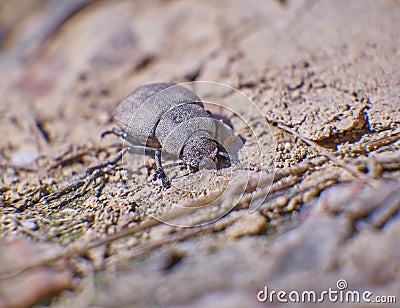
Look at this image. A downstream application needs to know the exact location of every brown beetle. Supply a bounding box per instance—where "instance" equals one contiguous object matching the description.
[106,83,237,188]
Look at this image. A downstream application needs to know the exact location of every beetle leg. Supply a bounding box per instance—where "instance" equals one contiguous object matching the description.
[153,149,171,189]
[100,127,126,139]
[126,145,157,156]
[86,146,131,175]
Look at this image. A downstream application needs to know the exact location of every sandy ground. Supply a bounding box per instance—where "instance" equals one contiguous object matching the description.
[0,0,399,307]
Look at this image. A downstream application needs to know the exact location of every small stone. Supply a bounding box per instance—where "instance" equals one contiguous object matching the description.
[284,142,292,151]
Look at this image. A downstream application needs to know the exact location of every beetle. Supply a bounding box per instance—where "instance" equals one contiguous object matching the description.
[105,83,238,189]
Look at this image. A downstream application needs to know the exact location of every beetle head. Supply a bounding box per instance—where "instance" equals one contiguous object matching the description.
[181,137,218,171]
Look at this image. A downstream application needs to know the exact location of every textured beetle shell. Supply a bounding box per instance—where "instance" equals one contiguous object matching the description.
[155,103,216,157]
[115,83,204,147]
